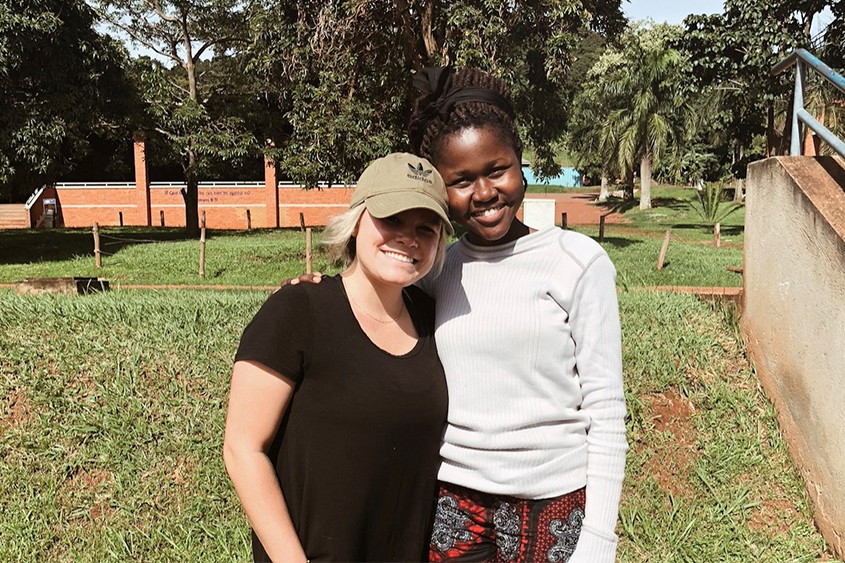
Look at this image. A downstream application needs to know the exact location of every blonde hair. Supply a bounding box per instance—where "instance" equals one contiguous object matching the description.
[321,204,449,277]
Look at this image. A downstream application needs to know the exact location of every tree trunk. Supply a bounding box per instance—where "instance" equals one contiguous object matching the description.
[421,0,437,60]
[781,88,795,155]
[599,165,610,203]
[767,102,775,158]
[734,178,744,202]
[639,154,652,210]
[623,169,634,201]
[182,149,200,237]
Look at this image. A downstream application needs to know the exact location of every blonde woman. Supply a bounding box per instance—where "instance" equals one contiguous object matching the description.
[224,153,453,562]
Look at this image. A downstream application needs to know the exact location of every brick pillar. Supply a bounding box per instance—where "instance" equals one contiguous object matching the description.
[264,150,279,228]
[133,131,151,226]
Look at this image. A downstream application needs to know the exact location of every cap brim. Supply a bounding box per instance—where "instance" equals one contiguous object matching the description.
[365,192,454,235]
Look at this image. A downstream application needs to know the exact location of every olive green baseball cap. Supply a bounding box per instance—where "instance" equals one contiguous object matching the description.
[351,152,453,234]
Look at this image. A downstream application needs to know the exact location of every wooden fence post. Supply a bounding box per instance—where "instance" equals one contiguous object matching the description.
[599,215,606,242]
[561,212,568,230]
[714,222,721,248]
[119,212,123,227]
[299,212,306,232]
[246,209,252,231]
[92,222,101,268]
[305,227,313,274]
[160,210,165,227]
[657,229,671,271]
[199,211,206,279]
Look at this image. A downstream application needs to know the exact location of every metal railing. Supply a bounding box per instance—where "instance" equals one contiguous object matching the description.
[773,48,845,158]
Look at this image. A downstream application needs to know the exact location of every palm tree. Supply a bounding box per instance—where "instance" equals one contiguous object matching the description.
[568,52,625,202]
[598,24,696,210]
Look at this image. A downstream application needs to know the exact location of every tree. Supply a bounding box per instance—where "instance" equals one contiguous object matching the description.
[93,0,256,236]
[575,23,695,209]
[679,0,843,173]
[247,0,627,186]
[0,0,133,201]
[567,51,625,202]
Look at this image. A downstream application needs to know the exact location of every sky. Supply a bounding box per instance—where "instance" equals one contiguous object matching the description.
[623,0,834,36]
[622,0,725,24]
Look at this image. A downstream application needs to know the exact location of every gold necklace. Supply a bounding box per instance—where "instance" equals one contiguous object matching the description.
[348,292,406,324]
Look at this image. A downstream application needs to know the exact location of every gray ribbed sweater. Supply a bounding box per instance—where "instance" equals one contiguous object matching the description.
[421,226,628,562]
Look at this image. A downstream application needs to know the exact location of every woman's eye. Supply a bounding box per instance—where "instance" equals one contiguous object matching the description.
[489,168,506,178]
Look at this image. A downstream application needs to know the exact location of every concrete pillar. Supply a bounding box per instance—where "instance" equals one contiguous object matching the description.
[264,150,279,228]
[133,131,151,226]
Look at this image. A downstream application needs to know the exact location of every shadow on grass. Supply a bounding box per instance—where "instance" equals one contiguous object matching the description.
[598,236,641,249]
[671,223,744,236]
[594,196,689,215]
[0,227,278,266]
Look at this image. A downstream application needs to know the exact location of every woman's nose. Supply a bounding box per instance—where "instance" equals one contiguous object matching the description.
[395,226,418,247]
[472,178,497,202]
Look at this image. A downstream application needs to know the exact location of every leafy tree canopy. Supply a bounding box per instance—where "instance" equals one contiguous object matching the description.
[0,0,133,200]
[248,0,626,185]
[678,0,843,168]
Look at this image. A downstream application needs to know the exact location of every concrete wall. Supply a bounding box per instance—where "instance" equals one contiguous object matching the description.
[742,156,845,557]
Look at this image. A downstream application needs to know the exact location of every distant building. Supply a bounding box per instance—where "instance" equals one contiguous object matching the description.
[521,163,582,187]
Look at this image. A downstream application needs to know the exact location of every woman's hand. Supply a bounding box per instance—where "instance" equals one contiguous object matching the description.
[276,272,323,293]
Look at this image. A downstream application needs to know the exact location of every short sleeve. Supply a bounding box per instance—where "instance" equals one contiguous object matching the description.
[234,285,313,382]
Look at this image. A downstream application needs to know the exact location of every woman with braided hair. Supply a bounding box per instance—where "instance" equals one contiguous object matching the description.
[408,67,628,563]
[285,67,627,562]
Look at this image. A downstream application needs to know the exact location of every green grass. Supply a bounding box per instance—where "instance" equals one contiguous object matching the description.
[618,293,835,561]
[596,232,743,288]
[0,289,837,561]
[0,198,744,289]
[595,185,746,245]
[0,228,338,286]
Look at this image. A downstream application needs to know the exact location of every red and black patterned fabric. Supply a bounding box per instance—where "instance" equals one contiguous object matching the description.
[429,483,586,563]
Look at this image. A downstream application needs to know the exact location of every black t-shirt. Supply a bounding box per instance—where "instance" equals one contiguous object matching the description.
[234,275,448,562]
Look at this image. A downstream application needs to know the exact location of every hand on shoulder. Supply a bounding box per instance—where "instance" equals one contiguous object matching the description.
[274,272,323,294]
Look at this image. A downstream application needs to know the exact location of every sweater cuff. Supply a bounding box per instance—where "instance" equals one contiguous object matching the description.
[569,524,619,563]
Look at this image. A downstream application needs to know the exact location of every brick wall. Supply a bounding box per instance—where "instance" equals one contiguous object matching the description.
[20,134,358,230]
[279,185,355,228]
[41,182,355,230]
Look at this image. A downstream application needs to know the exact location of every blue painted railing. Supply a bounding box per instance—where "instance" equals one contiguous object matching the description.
[772,48,845,159]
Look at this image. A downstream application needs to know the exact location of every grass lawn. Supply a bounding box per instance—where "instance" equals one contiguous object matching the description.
[0,191,745,289]
[595,185,746,246]
[0,228,337,287]
[597,232,743,288]
[0,289,837,561]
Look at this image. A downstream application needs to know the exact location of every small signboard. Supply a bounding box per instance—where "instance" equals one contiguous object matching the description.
[522,199,556,230]
[44,198,56,205]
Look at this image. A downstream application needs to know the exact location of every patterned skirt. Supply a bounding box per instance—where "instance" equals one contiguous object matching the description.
[428,482,585,563]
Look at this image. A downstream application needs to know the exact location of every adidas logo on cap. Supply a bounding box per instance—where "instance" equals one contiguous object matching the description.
[407,162,434,184]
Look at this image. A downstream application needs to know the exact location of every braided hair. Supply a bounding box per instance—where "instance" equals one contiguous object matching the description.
[408,68,523,165]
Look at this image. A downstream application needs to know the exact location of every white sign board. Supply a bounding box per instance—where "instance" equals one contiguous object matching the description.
[44,198,56,205]
[522,199,556,230]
